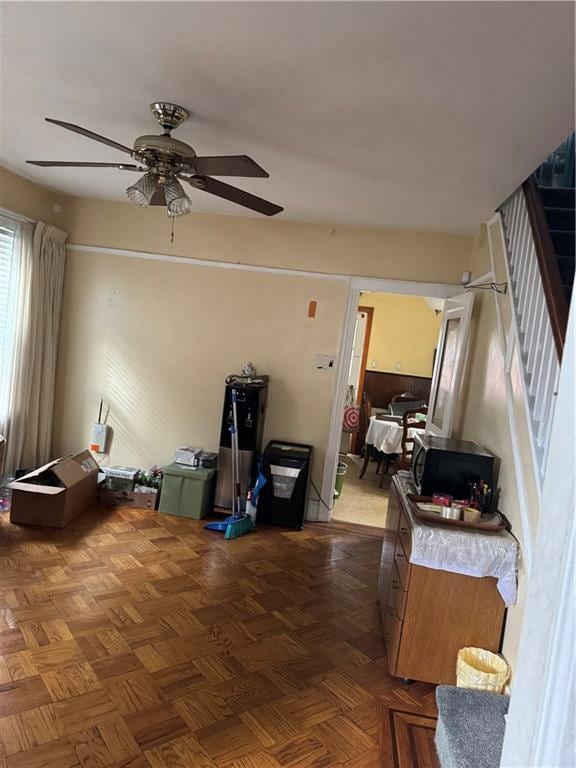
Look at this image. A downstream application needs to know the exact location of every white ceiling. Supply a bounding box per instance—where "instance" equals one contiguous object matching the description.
[1,2,574,233]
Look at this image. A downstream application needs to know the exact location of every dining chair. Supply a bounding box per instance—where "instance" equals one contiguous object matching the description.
[399,406,427,468]
[358,392,386,479]
[379,406,427,486]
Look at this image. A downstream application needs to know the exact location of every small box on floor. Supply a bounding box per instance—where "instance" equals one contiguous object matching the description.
[159,463,216,519]
[103,466,139,491]
[99,488,158,510]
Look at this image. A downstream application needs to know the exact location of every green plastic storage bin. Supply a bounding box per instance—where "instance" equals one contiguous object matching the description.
[159,463,216,519]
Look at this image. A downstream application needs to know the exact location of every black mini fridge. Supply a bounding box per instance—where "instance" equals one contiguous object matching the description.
[256,441,312,530]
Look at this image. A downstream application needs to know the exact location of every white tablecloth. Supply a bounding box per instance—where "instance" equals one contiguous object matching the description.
[395,473,519,606]
[365,415,418,454]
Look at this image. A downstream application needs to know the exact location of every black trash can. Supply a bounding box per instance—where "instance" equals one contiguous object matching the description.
[256,441,312,530]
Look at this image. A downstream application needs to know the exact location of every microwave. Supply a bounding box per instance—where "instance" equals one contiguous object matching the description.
[411,434,497,500]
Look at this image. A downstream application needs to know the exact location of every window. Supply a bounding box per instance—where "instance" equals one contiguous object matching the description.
[0,216,20,431]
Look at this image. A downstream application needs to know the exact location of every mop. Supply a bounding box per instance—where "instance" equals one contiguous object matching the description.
[205,389,254,538]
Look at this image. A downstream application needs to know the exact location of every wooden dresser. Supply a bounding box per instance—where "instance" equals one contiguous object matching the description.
[379,476,506,685]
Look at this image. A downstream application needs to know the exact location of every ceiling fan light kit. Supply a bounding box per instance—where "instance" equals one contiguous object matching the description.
[164,178,192,217]
[126,171,157,206]
[26,102,283,218]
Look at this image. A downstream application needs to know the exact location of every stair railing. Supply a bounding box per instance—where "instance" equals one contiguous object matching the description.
[522,176,569,360]
[498,186,561,484]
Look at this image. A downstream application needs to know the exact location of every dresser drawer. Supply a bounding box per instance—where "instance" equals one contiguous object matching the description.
[394,537,411,591]
[382,591,403,673]
[390,560,408,619]
[398,506,412,558]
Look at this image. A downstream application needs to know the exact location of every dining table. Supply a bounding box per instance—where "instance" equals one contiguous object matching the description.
[359,414,423,480]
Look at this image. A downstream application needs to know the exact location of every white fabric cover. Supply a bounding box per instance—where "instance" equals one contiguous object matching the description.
[410,521,519,606]
[365,415,419,454]
[4,222,67,474]
[394,473,519,606]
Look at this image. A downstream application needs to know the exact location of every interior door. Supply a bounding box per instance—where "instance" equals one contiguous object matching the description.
[427,292,474,438]
[348,309,369,401]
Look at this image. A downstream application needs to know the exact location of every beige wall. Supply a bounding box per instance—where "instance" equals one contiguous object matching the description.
[53,249,348,492]
[52,194,470,497]
[60,196,471,282]
[454,228,540,674]
[360,292,442,377]
[0,165,66,224]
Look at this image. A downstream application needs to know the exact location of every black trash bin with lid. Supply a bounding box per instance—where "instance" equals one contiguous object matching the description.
[256,441,312,530]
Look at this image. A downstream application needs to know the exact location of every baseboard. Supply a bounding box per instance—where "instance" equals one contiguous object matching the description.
[311,519,393,539]
[306,498,321,522]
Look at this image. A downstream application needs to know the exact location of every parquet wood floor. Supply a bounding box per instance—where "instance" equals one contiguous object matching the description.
[0,507,437,767]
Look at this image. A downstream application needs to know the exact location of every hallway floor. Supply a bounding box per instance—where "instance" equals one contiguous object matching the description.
[331,454,393,529]
[0,504,437,767]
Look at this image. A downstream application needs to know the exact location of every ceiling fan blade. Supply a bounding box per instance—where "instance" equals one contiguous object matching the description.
[27,161,142,170]
[190,155,269,178]
[184,175,283,216]
[45,118,133,155]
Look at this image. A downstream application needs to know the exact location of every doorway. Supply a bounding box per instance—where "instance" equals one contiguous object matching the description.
[332,291,443,528]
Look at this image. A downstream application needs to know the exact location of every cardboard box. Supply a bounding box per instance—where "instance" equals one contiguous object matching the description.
[99,488,158,510]
[9,450,99,528]
[103,466,139,491]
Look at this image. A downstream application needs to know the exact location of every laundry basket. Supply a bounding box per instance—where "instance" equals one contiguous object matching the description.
[456,647,510,693]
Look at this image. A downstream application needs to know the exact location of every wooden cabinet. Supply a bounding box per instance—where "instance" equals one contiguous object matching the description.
[379,477,506,685]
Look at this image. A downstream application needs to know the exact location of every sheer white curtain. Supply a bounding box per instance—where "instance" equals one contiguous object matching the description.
[4,222,68,475]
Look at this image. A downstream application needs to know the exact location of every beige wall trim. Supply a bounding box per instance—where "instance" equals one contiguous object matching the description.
[350,276,461,297]
[67,244,464,292]
[67,243,348,282]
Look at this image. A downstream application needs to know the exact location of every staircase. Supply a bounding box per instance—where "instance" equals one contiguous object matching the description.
[538,185,575,306]
[496,133,574,486]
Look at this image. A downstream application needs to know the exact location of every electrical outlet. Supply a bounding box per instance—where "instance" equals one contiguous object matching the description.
[395,361,402,371]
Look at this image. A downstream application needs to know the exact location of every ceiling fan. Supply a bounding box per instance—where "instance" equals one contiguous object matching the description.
[27,102,283,217]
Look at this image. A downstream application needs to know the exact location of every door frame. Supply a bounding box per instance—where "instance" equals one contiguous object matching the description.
[317,277,464,522]
[355,306,374,407]
[350,306,374,454]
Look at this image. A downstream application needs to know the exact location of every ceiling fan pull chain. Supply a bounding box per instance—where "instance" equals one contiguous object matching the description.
[170,215,175,244]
